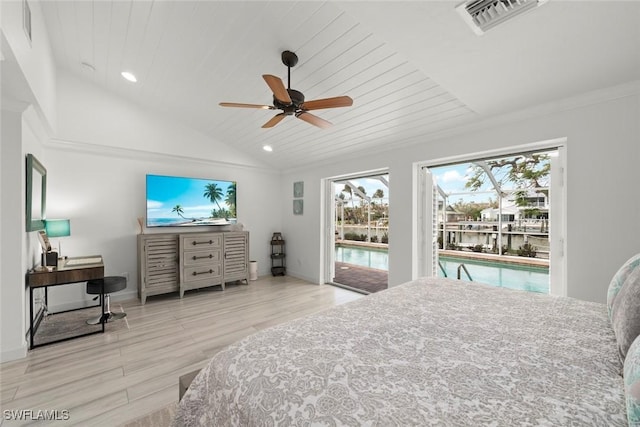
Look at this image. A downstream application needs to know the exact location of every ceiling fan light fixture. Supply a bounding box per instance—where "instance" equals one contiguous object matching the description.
[219,51,353,129]
[263,145,273,152]
[121,71,137,82]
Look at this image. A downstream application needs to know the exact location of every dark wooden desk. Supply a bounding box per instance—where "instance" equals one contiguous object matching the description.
[26,255,105,349]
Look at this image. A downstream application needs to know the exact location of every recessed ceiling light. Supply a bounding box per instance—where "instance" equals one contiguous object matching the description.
[263,145,273,152]
[121,71,137,82]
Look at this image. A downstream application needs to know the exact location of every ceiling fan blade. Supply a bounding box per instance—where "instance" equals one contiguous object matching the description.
[296,112,332,129]
[300,96,353,111]
[219,102,274,109]
[263,75,292,104]
[262,113,287,128]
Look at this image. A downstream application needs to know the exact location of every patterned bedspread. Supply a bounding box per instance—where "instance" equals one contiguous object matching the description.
[173,278,626,426]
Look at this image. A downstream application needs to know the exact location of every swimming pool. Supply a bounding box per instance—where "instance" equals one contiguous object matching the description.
[438,255,549,294]
[335,246,388,271]
[334,245,549,293]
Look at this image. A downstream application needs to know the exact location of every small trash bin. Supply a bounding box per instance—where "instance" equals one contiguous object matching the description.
[249,261,258,281]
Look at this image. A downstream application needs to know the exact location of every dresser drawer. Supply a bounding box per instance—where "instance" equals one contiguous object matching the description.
[183,264,222,283]
[183,249,221,266]
[181,234,222,251]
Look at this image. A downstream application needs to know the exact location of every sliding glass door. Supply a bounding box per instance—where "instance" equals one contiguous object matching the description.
[417,144,566,295]
[323,171,390,294]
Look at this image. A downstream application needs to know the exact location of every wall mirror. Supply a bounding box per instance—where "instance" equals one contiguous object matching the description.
[26,153,47,232]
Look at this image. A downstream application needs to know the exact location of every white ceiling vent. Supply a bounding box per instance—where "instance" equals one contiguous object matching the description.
[456,0,548,35]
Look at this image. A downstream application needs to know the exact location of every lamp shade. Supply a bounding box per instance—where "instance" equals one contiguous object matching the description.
[45,219,71,237]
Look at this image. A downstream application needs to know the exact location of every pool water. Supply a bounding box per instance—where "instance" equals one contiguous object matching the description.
[335,246,549,293]
[335,246,388,271]
[438,256,549,294]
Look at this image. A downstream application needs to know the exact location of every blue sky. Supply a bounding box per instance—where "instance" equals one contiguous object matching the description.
[332,170,493,204]
[430,154,552,204]
[147,175,235,219]
[431,163,503,204]
[334,175,389,203]
[430,163,496,204]
[332,154,551,206]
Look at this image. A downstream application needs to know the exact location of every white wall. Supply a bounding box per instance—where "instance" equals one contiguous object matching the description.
[55,72,266,168]
[1,0,58,362]
[0,106,47,362]
[0,0,57,132]
[2,63,283,362]
[42,72,282,311]
[1,109,28,362]
[281,87,640,304]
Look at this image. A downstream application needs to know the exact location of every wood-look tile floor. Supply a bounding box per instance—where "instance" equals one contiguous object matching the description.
[0,276,363,426]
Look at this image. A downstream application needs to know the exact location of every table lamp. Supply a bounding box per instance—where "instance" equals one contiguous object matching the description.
[45,219,71,258]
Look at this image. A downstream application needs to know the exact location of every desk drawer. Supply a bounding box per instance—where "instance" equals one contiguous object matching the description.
[181,234,222,251]
[183,249,221,266]
[27,266,105,287]
[183,264,222,283]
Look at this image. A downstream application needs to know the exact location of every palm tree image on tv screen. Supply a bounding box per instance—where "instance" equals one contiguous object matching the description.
[146,174,237,227]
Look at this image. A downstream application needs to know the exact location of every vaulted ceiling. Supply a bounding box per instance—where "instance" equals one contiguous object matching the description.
[40,1,640,169]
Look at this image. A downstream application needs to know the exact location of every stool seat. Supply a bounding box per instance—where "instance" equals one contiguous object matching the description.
[86,276,127,325]
[87,276,126,294]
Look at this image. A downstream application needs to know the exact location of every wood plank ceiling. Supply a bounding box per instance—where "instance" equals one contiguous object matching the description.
[40,1,474,168]
[39,1,640,170]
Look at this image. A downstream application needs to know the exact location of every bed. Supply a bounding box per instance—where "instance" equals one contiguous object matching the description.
[173,257,640,426]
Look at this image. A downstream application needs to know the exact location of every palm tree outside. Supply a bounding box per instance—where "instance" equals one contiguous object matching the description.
[373,189,384,220]
[342,185,354,209]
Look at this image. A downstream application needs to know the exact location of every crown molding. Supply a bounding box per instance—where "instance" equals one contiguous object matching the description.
[45,138,280,175]
[407,80,640,147]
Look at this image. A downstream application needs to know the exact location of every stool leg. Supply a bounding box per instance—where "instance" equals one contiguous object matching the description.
[107,293,126,321]
[86,294,126,324]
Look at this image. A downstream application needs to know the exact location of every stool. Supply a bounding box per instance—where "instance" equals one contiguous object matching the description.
[86,276,127,325]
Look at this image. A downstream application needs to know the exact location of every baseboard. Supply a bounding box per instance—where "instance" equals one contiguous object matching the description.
[109,290,138,303]
[1,341,28,363]
[284,270,319,285]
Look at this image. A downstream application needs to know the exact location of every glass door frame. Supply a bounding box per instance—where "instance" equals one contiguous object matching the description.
[414,138,567,296]
[321,168,390,287]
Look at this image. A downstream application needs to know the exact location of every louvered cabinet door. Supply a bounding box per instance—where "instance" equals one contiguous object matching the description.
[138,234,179,304]
[223,232,250,283]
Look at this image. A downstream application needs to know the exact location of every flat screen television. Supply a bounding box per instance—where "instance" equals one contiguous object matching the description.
[146,174,237,227]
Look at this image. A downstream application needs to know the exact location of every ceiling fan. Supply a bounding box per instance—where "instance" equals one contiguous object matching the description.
[219,51,353,129]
